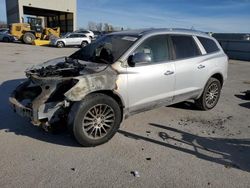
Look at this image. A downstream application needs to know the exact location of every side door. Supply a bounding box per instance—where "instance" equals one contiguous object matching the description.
[170,35,211,103]
[126,34,175,114]
[77,34,87,45]
[66,34,78,45]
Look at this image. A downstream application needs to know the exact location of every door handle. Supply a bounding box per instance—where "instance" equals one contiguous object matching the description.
[164,70,174,75]
[198,64,205,69]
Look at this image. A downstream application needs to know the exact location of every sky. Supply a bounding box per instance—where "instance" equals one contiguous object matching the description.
[1,0,250,32]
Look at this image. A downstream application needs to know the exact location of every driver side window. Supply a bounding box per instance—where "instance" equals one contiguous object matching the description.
[69,34,78,38]
[133,35,170,64]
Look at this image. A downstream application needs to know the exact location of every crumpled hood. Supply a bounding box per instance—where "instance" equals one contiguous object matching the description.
[25,57,108,78]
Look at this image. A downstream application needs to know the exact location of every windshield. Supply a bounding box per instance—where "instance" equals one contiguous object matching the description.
[69,34,139,64]
[61,32,70,38]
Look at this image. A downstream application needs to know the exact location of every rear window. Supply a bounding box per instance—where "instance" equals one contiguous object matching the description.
[69,34,78,38]
[198,37,219,54]
[171,35,201,60]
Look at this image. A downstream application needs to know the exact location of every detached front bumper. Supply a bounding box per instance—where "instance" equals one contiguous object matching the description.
[9,79,70,126]
[9,97,33,118]
[9,81,34,119]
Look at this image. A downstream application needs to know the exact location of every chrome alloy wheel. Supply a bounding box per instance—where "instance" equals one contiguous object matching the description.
[82,104,115,139]
[205,83,219,108]
[57,42,64,48]
[26,36,32,43]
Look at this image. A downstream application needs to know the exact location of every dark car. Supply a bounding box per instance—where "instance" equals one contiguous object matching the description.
[0,30,16,42]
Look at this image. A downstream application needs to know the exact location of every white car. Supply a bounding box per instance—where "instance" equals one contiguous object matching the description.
[74,30,94,39]
[51,33,91,48]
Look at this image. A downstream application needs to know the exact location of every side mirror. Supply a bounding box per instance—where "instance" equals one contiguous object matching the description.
[127,52,152,67]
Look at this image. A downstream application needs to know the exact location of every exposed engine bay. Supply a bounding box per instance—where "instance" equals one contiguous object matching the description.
[27,60,86,77]
[25,57,108,78]
[9,57,118,129]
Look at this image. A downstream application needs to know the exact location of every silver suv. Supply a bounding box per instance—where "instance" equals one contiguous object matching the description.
[9,29,228,146]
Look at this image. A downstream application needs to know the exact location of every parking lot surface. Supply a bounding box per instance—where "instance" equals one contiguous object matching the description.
[0,43,249,188]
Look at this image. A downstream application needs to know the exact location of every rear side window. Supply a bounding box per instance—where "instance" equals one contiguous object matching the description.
[171,35,201,60]
[197,36,219,53]
[68,34,75,38]
[79,34,86,38]
[70,34,80,38]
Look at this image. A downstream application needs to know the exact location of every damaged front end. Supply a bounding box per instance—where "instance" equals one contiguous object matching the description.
[9,57,117,129]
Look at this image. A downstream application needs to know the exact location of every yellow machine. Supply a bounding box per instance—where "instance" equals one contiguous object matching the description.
[10,17,60,45]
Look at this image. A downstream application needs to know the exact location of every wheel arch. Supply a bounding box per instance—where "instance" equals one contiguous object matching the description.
[87,90,125,118]
[211,73,224,87]
[24,30,36,35]
[196,72,224,99]
[82,40,89,44]
[57,40,65,46]
[68,90,125,129]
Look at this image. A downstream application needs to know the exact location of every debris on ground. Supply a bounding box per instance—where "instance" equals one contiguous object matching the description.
[159,132,169,141]
[131,171,140,177]
[243,81,250,85]
[146,158,151,161]
[71,168,76,171]
[181,116,232,127]
[146,131,151,136]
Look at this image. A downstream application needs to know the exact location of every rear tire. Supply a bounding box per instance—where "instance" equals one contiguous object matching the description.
[23,32,35,44]
[195,78,221,110]
[57,41,64,48]
[68,93,122,147]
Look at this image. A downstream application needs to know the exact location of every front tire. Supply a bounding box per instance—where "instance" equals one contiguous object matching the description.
[23,32,35,44]
[195,77,221,110]
[68,93,122,147]
[57,41,65,48]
